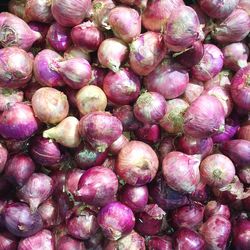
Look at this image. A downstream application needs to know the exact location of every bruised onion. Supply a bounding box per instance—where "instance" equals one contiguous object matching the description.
[97,201,135,240]
[232,219,250,250]
[56,235,86,250]
[109,134,129,155]
[134,124,161,144]
[0,231,18,250]
[0,144,8,174]
[162,151,200,193]
[115,140,159,186]
[190,180,209,203]
[32,87,69,124]
[79,111,123,152]
[117,0,147,9]
[204,201,230,220]
[147,236,172,250]
[0,88,24,111]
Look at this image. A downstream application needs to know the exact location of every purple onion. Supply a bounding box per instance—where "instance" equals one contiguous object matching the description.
[76,166,118,207]
[117,0,147,9]
[147,236,173,250]
[158,137,174,162]
[84,230,104,249]
[28,22,50,46]
[89,66,107,88]
[109,134,129,155]
[238,167,250,185]
[54,192,73,219]
[233,219,250,249]
[56,235,86,250]
[64,46,90,61]
[0,231,18,250]
[3,202,43,237]
[204,201,230,220]
[0,143,7,174]
[135,124,161,144]
[97,201,135,240]
[183,82,204,104]
[65,168,84,197]
[0,177,12,197]
[204,70,232,89]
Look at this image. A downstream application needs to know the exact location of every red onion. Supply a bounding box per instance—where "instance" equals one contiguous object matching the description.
[33,49,65,87]
[183,82,204,104]
[129,32,167,76]
[46,22,72,52]
[204,201,230,220]
[101,156,116,170]
[117,0,147,9]
[160,98,189,134]
[212,8,250,43]
[204,70,232,90]
[76,166,118,207]
[191,3,208,28]
[174,227,205,250]
[51,0,91,27]
[232,219,250,249]
[184,95,225,138]
[43,116,81,148]
[56,235,86,250]
[239,0,250,15]
[0,102,39,140]
[135,204,166,236]
[65,168,84,197]
[103,68,141,105]
[0,47,33,88]
[142,0,184,32]
[162,151,200,193]
[0,12,41,50]
[89,66,107,87]
[3,202,43,237]
[32,87,69,124]
[79,111,123,152]
[29,136,62,167]
[147,236,172,250]
[134,124,161,144]
[104,230,145,250]
[84,230,104,249]
[144,58,189,99]
[158,137,174,161]
[98,38,128,72]
[164,6,201,52]
[76,85,107,115]
[0,231,18,250]
[8,0,27,20]
[177,135,213,159]
[74,143,108,169]
[190,180,209,203]
[199,215,231,250]
[192,44,224,81]
[4,153,35,187]
[25,0,53,23]
[109,134,129,155]
[97,201,135,240]
[28,22,50,46]
[18,229,55,250]
[64,46,91,62]
[66,205,99,240]
[171,203,205,229]
[71,21,104,52]
[238,123,250,141]
[115,140,159,186]
[0,88,24,111]
[54,192,73,219]
[231,65,250,111]
[0,177,12,197]
[108,6,141,43]
[0,143,7,174]
[120,185,148,212]
[238,167,250,185]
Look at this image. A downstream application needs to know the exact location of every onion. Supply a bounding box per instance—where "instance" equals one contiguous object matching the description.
[174,227,205,250]
[79,111,123,152]
[191,3,208,28]
[65,168,84,197]
[119,184,148,212]
[66,205,99,240]
[117,0,147,9]
[158,137,174,161]
[147,236,172,250]
[54,192,73,219]
[142,0,184,32]
[204,201,230,220]
[134,92,166,125]
[3,202,43,237]
[212,8,250,43]
[0,12,41,50]
[177,135,213,159]
[56,235,86,250]
[135,204,166,236]
[109,134,129,155]
[223,42,249,71]
[103,68,141,105]
[162,151,200,193]
[32,87,69,124]
[64,46,91,62]
[170,202,205,229]
[51,0,91,27]
[0,177,12,197]
[33,49,65,87]
[144,58,189,99]
[0,143,8,174]
[0,102,39,140]
[238,123,250,141]
[232,219,250,249]
[115,140,159,186]
[204,70,232,90]
[108,6,141,43]
[184,95,225,138]
[89,66,107,87]
[0,47,33,88]
[129,32,167,76]
[149,174,189,210]
[238,167,250,185]
[74,143,108,169]
[134,124,161,144]
[0,231,18,250]
[98,38,128,72]
[8,0,27,20]
[4,153,35,187]
[4,139,29,155]
[164,6,201,52]
[239,0,250,15]
[29,136,62,167]
[0,88,24,111]
[25,0,53,23]
[231,65,250,111]
[18,229,55,250]
[84,230,104,249]
[192,44,224,81]
[183,82,204,104]
[28,22,50,46]
[50,169,67,195]
[160,98,189,134]
[199,215,231,250]
[190,180,209,203]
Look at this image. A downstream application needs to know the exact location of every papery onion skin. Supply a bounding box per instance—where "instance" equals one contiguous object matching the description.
[183,82,204,105]
[204,201,230,220]
[51,0,91,27]
[117,0,147,9]
[134,124,161,144]
[232,219,250,250]
[28,22,50,46]
[162,151,200,193]
[84,230,104,249]
[56,235,86,250]
[184,95,225,138]
[76,166,118,207]
[204,70,232,90]
[0,88,24,111]
[32,87,69,124]
[0,231,18,250]
[144,58,189,99]
[0,47,33,88]
[239,0,250,15]
[115,140,159,186]
[147,236,172,250]
[64,46,91,62]
[0,144,8,174]
[0,102,39,140]
[108,6,141,43]
[109,134,129,155]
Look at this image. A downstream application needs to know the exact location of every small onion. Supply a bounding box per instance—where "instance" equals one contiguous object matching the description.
[0,231,18,250]
[28,22,50,46]
[117,0,147,9]
[0,143,8,174]
[232,219,250,250]
[238,123,250,141]
[109,134,129,155]
[158,137,174,162]
[0,88,24,111]
[64,46,90,62]
[89,66,107,87]
[204,70,232,90]
[238,167,250,185]
[204,201,230,220]
[56,235,86,250]
[134,124,161,144]
[183,82,204,104]
[4,139,29,155]
[147,236,172,250]
[239,0,250,15]
[65,168,84,196]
